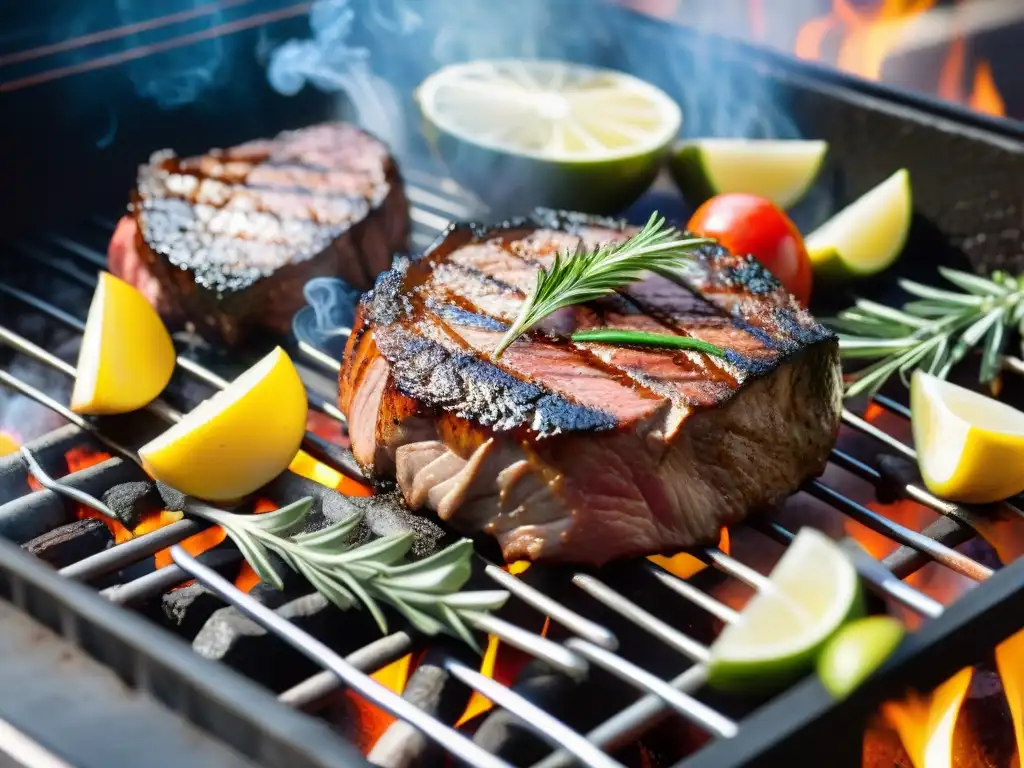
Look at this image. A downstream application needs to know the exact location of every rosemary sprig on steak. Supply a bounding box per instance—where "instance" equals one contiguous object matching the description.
[493,212,713,358]
[183,498,508,651]
[828,267,1024,398]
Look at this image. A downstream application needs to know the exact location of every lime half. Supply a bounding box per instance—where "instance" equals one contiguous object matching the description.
[817,616,904,699]
[417,59,682,215]
[708,527,863,693]
[670,139,827,209]
[805,169,912,280]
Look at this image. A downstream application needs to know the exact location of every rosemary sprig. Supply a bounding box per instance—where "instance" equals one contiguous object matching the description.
[188,498,509,651]
[828,267,1024,398]
[571,329,727,358]
[493,212,712,358]
[17,445,507,652]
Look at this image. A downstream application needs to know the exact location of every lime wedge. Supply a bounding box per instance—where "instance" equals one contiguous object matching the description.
[417,59,682,215]
[911,370,1024,503]
[817,616,904,699]
[707,528,863,693]
[805,169,911,279]
[669,139,827,209]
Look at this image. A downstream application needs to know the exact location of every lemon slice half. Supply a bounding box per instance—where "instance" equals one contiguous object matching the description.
[911,370,1024,503]
[71,272,176,415]
[805,169,912,279]
[670,139,828,209]
[708,527,863,693]
[139,347,308,502]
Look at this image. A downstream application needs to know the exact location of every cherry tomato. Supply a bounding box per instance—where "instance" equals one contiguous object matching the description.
[687,193,812,306]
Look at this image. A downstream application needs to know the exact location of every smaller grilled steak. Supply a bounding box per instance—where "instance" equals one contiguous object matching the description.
[109,123,409,346]
[339,211,844,566]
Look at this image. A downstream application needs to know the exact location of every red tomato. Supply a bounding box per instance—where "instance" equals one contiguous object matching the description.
[687,194,812,306]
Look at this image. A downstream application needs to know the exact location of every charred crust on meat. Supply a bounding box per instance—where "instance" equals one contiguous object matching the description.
[711,251,781,295]
[429,302,510,332]
[374,329,615,434]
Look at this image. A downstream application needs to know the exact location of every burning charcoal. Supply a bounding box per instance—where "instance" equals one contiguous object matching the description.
[343,490,451,559]
[367,642,477,768]
[151,559,311,640]
[155,481,187,512]
[0,456,142,543]
[192,591,391,692]
[471,659,583,764]
[160,583,226,639]
[102,481,162,529]
[23,518,114,569]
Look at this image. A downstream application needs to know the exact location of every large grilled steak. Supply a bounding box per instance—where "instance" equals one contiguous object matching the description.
[339,211,843,565]
[108,123,409,346]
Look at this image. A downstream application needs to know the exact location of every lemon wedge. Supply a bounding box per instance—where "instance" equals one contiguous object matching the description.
[708,528,863,693]
[70,272,176,415]
[911,370,1024,503]
[139,347,307,501]
[805,169,911,279]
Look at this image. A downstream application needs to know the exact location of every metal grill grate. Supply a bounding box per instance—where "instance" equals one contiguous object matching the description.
[0,172,1016,768]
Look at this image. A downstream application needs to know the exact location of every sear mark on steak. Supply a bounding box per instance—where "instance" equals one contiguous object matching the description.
[108,122,409,346]
[339,210,843,566]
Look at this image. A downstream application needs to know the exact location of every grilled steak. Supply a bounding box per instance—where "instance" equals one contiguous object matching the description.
[108,123,409,346]
[339,211,843,565]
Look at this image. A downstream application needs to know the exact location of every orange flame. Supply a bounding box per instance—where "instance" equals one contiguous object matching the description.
[882,666,973,767]
[996,627,1024,763]
[457,559,537,726]
[794,0,1006,118]
[968,61,1004,116]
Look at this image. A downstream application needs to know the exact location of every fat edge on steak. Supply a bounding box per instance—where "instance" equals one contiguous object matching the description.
[339,210,843,566]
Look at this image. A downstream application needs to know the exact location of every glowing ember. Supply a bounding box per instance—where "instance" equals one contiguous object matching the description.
[971,509,1024,567]
[289,449,372,498]
[995,627,1024,762]
[345,653,413,752]
[458,559,536,725]
[39,447,132,541]
[649,527,731,580]
[882,666,973,768]
[794,0,1006,118]
[152,517,226,569]
[0,432,19,457]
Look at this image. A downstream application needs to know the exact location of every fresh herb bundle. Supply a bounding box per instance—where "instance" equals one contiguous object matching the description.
[829,267,1024,398]
[493,212,716,358]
